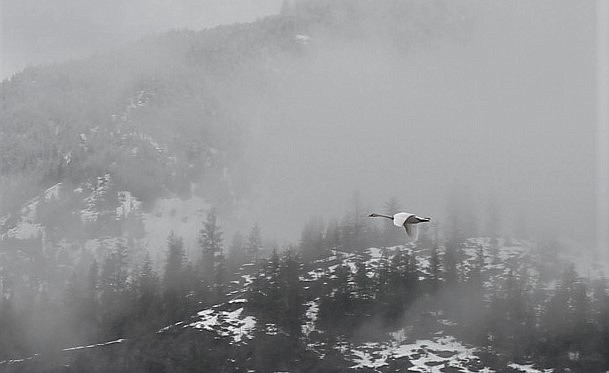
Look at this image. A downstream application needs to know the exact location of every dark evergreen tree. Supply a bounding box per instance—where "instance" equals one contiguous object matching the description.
[429,240,441,292]
[198,207,223,286]
[443,242,459,286]
[279,250,305,338]
[133,251,160,332]
[214,253,227,301]
[299,216,327,261]
[98,241,132,339]
[354,258,372,300]
[162,232,188,322]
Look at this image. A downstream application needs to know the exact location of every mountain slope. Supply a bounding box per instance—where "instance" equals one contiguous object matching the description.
[1,238,588,373]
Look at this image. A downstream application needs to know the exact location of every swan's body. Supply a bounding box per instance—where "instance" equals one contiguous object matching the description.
[369,212,431,241]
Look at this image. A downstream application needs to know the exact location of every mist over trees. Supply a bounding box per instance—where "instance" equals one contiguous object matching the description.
[3,199,608,371]
[0,0,605,372]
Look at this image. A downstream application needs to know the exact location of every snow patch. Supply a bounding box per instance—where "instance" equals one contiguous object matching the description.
[350,335,484,372]
[189,307,256,343]
[302,299,319,336]
[508,363,553,373]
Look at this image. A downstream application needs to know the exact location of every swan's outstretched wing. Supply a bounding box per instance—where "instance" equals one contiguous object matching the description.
[393,212,413,227]
[404,224,419,241]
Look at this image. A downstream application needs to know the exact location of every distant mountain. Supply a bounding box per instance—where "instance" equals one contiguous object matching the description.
[3,3,606,373]
[0,0,468,215]
[0,0,470,291]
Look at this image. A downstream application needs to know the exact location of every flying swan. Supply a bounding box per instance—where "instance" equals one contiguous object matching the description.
[368,212,431,241]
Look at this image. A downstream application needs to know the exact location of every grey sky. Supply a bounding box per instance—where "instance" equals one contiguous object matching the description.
[233,1,598,245]
[0,0,600,248]
[0,0,282,79]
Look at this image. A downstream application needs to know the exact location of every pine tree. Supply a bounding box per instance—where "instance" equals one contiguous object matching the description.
[164,232,186,291]
[198,208,223,286]
[163,232,187,322]
[246,223,262,262]
[100,243,129,296]
[280,250,305,338]
[98,241,131,339]
[354,258,372,299]
[468,244,485,292]
[300,216,327,261]
[0,295,22,359]
[136,251,160,325]
[214,253,227,301]
[443,243,459,286]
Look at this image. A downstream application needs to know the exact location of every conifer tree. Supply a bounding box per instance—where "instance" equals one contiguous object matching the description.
[354,258,372,299]
[300,217,327,261]
[164,232,186,291]
[280,250,305,337]
[163,232,187,322]
[443,243,459,286]
[214,253,227,301]
[199,208,223,286]
[136,251,160,323]
[246,223,262,262]
[429,242,441,291]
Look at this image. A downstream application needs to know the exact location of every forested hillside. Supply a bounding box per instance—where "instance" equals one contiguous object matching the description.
[2,206,609,372]
[1,1,605,372]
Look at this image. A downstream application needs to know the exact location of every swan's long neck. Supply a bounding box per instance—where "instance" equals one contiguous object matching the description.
[369,213,393,220]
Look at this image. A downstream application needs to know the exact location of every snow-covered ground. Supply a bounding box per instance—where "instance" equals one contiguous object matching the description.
[1,183,62,240]
[350,335,485,372]
[188,306,256,343]
[302,299,319,336]
[508,363,554,373]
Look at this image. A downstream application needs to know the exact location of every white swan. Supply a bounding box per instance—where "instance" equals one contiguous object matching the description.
[369,212,431,241]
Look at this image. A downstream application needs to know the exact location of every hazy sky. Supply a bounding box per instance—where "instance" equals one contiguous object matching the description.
[232,1,598,245]
[0,0,282,79]
[0,0,601,248]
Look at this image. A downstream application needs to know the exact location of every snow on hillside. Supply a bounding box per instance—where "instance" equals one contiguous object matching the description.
[0,238,571,372]
[302,299,319,336]
[1,183,62,240]
[351,335,484,372]
[188,306,256,343]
